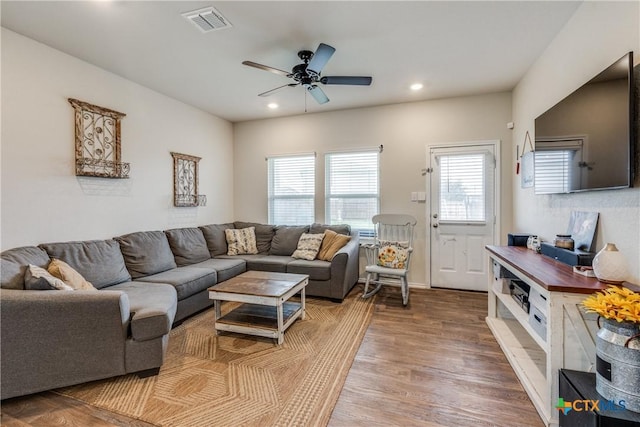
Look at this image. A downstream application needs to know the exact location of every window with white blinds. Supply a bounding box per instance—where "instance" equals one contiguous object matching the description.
[439,153,485,222]
[267,155,315,225]
[325,151,379,236]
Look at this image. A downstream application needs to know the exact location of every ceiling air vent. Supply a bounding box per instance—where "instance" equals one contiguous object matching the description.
[182,7,232,33]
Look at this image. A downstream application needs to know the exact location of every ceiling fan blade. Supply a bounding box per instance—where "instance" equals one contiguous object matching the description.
[306,85,329,104]
[320,76,373,86]
[242,60,291,77]
[307,43,335,76]
[258,83,298,97]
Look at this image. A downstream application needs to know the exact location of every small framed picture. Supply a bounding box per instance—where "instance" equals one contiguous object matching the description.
[521,151,534,188]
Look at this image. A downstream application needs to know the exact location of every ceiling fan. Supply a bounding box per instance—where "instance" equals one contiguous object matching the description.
[242,43,372,105]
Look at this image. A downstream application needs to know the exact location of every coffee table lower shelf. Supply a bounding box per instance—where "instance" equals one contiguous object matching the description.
[215,301,303,343]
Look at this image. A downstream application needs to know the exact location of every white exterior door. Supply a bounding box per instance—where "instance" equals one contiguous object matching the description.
[428,143,497,291]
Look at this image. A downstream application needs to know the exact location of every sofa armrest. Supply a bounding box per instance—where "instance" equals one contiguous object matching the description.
[0,289,130,399]
[329,235,360,300]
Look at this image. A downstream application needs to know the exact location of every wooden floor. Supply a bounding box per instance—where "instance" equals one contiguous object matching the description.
[1,287,543,427]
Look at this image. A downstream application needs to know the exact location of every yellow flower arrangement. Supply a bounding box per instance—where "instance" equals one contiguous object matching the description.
[582,286,640,323]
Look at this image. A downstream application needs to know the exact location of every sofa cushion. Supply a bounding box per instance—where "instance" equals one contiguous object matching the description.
[24,265,73,291]
[291,233,325,261]
[309,223,351,236]
[115,231,177,279]
[317,230,352,261]
[234,221,275,253]
[200,223,235,257]
[135,267,217,301]
[287,259,332,281]
[1,246,50,290]
[245,255,293,273]
[225,227,259,255]
[164,227,211,266]
[269,226,309,256]
[40,240,131,289]
[189,258,246,282]
[108,281,177,341]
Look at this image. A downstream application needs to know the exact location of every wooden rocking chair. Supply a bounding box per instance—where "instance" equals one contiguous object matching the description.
[362,214,417,306]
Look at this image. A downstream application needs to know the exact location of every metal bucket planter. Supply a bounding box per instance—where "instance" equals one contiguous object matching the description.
[595,317,640,412]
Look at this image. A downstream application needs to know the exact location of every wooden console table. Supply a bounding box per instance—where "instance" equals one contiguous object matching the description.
[486,246,610,427]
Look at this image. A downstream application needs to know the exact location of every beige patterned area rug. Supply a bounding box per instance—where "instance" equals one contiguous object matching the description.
[57,290,374,427]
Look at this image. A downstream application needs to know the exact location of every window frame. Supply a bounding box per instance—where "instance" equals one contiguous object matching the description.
[267,154,316,225]
[325,150,380,237]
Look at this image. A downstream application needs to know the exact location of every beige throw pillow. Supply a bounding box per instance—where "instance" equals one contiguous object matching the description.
[48,259,96,290]
[317,230,351,261]
[291,233,325,261]
[225,227,259,255]
[25,264,74,291]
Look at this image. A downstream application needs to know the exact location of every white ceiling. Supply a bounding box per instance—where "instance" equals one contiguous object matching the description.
[1,1,582,122]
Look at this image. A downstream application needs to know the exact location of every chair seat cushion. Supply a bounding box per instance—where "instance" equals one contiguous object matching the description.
[135,267,217,300]
[365,264,408,277]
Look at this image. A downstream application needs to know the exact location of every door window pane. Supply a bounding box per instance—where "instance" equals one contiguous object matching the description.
[439,154,485,221]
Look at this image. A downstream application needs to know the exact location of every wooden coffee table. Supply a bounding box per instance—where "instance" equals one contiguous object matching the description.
[208,271,309,344]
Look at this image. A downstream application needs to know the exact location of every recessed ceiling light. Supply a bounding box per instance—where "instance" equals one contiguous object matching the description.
[267,103,279,109]
[410,83,423,91]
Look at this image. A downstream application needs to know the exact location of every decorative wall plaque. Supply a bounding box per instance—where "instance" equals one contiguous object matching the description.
[68,98,130,178]
[171,152,206,207]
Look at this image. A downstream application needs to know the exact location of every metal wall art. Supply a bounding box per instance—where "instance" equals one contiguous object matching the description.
[68,98,130,178]
[171,152,206,207]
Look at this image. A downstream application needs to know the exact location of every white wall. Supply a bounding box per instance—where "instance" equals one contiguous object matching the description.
[233,93,513,285]
[512,1,640,282]
[1,29,234,249]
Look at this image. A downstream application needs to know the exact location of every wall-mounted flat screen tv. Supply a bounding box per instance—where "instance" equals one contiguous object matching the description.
[534,52,635,194]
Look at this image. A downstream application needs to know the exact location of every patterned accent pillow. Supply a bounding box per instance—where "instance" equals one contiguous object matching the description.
[25,264,74,291]
[292,233,325,261]
[47,259,96,290]
[225,227,259,255]
[377,240,409,269]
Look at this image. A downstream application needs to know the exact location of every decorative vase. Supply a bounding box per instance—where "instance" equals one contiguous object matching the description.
[595,317,640,412]
[592,243,629,284]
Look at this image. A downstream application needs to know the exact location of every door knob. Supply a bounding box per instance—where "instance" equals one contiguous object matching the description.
[433,223,438,228]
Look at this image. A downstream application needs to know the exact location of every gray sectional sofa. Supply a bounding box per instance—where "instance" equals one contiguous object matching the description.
[0,222,359,400]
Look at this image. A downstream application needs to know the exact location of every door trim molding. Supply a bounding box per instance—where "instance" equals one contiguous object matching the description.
[425,139,501,288]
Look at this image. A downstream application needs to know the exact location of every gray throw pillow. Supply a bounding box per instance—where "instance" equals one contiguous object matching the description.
[164,227,211,266]
[269,226,310,256]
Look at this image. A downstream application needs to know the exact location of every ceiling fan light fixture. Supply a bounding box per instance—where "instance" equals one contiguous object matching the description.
[267,103,279,109]
[410,83,424,91]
